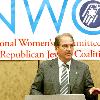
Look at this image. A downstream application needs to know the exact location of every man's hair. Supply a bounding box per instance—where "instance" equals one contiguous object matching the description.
[54,33,74,46]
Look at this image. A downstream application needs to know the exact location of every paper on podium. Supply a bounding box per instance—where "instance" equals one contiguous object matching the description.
[25,94,86,100]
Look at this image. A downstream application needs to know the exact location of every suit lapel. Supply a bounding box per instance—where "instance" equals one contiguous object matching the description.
[50,58,60,94]
[70,59,78,92]
[49,58,79,94]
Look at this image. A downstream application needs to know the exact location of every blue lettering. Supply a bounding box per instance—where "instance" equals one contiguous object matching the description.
[0,0,15,33]
[0,0,68,34]
[24,0,68,33]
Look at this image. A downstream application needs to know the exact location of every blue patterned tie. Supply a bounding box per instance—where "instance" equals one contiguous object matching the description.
[60,64,69,94]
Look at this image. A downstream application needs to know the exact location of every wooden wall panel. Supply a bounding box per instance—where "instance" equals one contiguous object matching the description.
[81,60,100,100]
[0,60,100,100]
[0,61,38,100]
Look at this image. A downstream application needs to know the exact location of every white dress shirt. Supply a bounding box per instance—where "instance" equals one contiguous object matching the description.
[58,58,71,85]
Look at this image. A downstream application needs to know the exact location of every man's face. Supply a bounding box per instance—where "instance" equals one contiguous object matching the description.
[56,36,74,62]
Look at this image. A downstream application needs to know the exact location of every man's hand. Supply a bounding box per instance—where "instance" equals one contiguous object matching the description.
[89,87,100,95]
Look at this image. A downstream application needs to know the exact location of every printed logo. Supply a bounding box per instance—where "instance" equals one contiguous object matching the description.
[72,0,100,35]
[0,0,68,34]
[80,1,100,28]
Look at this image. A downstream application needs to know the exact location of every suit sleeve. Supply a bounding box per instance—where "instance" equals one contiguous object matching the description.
[30,63,44,95]
[84,65,98,100]
[84,65,94,89]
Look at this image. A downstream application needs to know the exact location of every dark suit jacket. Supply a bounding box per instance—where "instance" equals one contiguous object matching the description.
[30,58,97,100]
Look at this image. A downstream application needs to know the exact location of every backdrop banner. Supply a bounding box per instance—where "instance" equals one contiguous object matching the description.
[0,0,100,60]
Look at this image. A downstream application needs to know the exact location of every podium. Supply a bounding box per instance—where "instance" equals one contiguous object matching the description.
[25,94,86,100]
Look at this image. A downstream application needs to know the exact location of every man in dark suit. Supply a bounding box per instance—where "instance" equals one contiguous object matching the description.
[30,33,100,100]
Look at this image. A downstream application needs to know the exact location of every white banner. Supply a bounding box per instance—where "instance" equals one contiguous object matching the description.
[0,0,100,60]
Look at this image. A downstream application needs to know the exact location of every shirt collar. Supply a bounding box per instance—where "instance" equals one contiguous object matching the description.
[58,58,71,68]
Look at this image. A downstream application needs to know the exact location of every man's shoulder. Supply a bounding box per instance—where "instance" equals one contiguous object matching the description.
[40,58,58,67]
[72,59,89,68]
